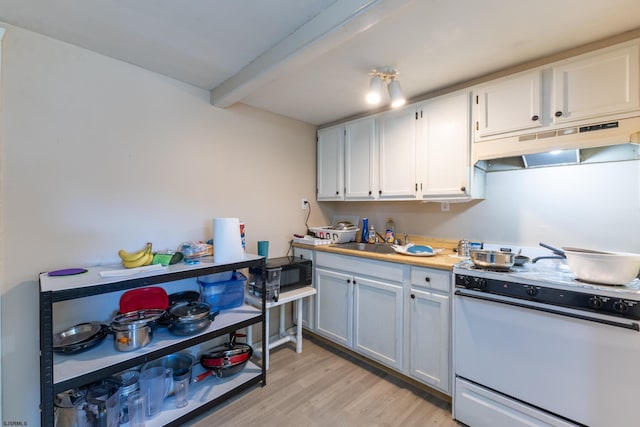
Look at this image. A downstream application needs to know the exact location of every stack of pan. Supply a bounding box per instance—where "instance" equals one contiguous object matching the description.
[53,322,109,354]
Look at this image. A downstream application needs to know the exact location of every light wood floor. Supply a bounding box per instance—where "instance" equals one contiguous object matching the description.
[185,334,460,427]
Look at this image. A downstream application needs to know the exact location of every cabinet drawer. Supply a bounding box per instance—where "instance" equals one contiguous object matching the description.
[410,267,451,292]
[315,252,402,282]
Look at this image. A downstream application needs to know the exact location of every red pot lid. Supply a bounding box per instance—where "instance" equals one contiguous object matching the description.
[119,286,169,313]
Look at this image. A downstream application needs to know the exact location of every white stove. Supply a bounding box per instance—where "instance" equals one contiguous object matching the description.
[452,256,640,427]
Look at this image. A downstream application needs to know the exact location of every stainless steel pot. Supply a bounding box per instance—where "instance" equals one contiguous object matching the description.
[470,249,515,270]
[54,388,87,427]
[457,240,470,257]
[111,309,164,352]
[141,352,195,396]
[77,380,121,427]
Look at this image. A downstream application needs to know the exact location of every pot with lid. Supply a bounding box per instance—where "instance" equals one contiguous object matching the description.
[111,309,164,352]
[166,301,215,336]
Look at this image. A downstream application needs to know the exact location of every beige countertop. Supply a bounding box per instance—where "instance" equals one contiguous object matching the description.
[293,236,462,271]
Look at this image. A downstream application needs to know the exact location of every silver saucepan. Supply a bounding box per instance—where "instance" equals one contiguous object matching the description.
[470,249,515,270]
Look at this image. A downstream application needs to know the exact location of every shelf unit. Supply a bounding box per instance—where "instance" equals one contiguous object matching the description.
[39,254,266,427]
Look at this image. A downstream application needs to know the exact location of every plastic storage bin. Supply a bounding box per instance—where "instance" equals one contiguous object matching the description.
[198,272,246,311]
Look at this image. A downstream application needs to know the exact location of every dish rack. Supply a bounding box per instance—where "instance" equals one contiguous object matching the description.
[308,226,359,244]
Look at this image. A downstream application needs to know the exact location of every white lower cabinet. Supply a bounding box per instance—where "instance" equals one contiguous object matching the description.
[316,267,353,347]
[408,288,450,391]
[315,252,404,370]
[313,251,451,394]
[407,266,451,394]
[353,276,403,369]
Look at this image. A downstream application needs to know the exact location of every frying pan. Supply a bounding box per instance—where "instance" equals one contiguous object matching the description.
[193,333,252,382]
[53,323,108,354]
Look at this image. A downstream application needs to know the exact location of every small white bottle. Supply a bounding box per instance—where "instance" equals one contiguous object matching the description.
[367,224,377,244]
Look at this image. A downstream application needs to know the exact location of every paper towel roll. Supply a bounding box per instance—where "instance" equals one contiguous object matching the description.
[213,218,246,263]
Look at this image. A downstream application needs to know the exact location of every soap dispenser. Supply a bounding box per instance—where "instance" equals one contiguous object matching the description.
[385,218,396,244]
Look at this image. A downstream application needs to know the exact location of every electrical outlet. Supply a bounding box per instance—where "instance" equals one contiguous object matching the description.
[301,198,309,210]
[441,202,450,212]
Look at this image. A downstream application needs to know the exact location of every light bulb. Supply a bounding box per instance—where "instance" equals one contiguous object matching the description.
[366,76,383,104]
[388,79,406,108]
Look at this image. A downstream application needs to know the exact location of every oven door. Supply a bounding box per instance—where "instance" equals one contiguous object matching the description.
[454,288,640,427]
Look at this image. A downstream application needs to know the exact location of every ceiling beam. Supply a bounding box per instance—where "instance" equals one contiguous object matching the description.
[210,0,415,108]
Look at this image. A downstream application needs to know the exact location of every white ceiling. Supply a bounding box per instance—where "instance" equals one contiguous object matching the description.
[1,0,640,126]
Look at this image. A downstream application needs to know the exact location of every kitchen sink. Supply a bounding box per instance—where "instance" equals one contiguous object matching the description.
[335,242,396,254]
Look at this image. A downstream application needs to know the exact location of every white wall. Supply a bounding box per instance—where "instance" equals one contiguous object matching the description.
[0,23,321,424]
[325,160,640,253]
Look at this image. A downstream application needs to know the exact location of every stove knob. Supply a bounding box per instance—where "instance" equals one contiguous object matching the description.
[458,276,472,288]
[526,287,538,297]
[474,277,487,290]
[588,296,604,309]
[613,300,629,313]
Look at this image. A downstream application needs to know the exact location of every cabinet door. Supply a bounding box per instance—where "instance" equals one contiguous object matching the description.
[420,91,471,197]
[408,288,450,393]
[378,106,417,199]
[315,268,352,346]
[474,70,542,138]
[345,117,377,200]
[317,125,344,200]
[553,44,640,124]
[353,276,403,369]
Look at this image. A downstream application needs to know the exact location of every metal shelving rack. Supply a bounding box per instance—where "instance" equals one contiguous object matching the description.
[39,255,266,426]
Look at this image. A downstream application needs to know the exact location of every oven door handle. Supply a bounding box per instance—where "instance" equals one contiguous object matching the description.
[455,290,640,332]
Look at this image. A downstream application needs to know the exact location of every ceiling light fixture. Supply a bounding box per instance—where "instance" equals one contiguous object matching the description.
[366,67,406,108]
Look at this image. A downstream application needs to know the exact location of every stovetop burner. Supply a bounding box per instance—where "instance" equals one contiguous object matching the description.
[454,258,640,298]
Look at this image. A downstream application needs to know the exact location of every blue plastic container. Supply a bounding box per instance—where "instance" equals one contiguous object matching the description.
[198,272,246,311]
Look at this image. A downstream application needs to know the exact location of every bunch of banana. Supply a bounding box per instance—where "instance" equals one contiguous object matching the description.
[118,242,154,268]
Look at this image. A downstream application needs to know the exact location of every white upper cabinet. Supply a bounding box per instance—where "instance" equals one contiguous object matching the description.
[473,40,640,143]
[378,105,418,199]
[419,91,479,198]
[553,44,640,124]
[344,117,378,200]
[316,124,344,200]
[474,70,543,138]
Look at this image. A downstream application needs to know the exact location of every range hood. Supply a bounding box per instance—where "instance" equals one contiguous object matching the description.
[474,116,640,171]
